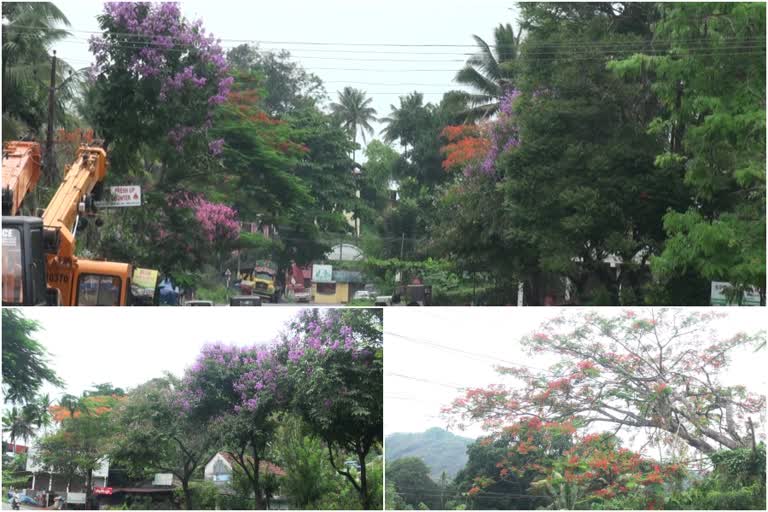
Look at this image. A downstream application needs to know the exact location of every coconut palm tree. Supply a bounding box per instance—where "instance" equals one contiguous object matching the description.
[381,92,430,151]
[2,406,36,453]
[330,87,377,159]
[2,2,73,138]
[30,394,54,434]
[455,23,522,121]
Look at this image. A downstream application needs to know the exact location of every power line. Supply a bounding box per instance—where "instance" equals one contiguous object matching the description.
[50,36,767,63]
[385,372,465,390]
[385,331,553,374]
[6,24,765,49]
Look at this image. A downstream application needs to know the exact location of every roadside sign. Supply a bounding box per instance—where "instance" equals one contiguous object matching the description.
[67,492,86,504]
[93,487,113,496]
[95,186,141,207]
[711,281,761,306]
[312,264,333,283]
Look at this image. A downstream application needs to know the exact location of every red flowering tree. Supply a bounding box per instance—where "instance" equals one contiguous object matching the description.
[446,310,765,455]
[440,124,491,173]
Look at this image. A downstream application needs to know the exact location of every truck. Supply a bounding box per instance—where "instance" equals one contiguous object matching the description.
[237,259,279,303]
[2,141,155,305]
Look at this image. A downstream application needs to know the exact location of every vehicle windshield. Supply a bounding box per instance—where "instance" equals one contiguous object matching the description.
[2,228,24,305]
[76,274,122,306]
[252,272,273,281]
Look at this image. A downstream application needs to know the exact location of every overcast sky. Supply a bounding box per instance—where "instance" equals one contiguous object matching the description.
[385,307,767,449]
[44,0,518,146]
[18,307,300,399]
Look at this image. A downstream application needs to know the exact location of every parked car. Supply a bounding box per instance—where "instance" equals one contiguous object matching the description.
[229,295,262,306]
[186,300,214,306]
[353,290,371,300]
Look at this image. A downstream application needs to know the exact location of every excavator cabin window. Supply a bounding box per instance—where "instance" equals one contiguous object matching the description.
[2,227,24,304]
[76,274,122,306]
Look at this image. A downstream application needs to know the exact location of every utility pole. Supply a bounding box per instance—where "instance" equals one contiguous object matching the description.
[45,50,58,186]
[399,232,405,259]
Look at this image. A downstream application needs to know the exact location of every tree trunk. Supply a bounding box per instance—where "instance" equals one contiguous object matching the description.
[251,446,263,510]
[85,468,93,510]
[357,450,370,510]
[181,479,191,510]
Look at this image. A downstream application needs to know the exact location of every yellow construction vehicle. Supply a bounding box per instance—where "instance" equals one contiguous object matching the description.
[2,141,143,305]
[2,141,47,304]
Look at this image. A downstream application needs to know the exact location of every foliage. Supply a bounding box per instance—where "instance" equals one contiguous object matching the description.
[455,23,522,120]
[270,414,336,509]
[280,308,383,509]
[1,2,77,140]
[666,445,766,510]
[2,309,62,404]
[110,376,213,509]
[226,44,326,116]
[330,86,377,152]
[178,341,288,509]
[89,2,231,160]
[612,2,766,298]
[386,457,441,510]
[446,310,765,455]
[36,406,115,507]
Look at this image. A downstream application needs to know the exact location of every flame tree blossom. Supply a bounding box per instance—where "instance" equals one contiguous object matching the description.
[89,2,232,154]
[445,309,765,456]
[439,89,522,177]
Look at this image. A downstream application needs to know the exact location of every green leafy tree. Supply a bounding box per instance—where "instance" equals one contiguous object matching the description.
[280,309,383,509]
[270,414,335,509]
[450,3,685,305]
[110,377,213,509]
[226,44,326,116]
[610,2,766,301]
[386,457,441,510]
[2,309,62,404]
[36,407,116,508]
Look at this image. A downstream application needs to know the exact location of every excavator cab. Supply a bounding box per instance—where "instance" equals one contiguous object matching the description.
[2,216,51,306]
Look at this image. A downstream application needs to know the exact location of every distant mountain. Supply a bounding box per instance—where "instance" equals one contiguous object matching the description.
[386,427,474,479]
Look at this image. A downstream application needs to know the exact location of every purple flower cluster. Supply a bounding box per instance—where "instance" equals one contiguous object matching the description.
[89,2,232,152]
[467,89,522,177]
[172,192,240,242]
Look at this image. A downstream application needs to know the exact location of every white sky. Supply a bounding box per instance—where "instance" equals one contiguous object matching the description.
[384,307,767,448]
[44,0,519,143]
[18,307,301,399]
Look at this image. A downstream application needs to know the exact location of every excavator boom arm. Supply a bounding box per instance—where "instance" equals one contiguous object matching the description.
[41,146,107,258]
[2,141,42,216]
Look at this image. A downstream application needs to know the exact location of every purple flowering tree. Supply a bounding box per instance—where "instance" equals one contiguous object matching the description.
[88,2,233,181]
[277,308,383,509]
[471,89,521,177]
[178,342,288,509]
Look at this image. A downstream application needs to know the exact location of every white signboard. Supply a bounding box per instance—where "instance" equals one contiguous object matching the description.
[96,186,141,207]
[67,492,86,504]
[312,264,333,283]
[711,281,761,306]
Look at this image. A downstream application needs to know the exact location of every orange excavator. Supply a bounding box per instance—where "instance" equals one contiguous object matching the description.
[2,141,134,305]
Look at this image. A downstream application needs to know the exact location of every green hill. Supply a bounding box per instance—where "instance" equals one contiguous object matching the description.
[385,427,474,479]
